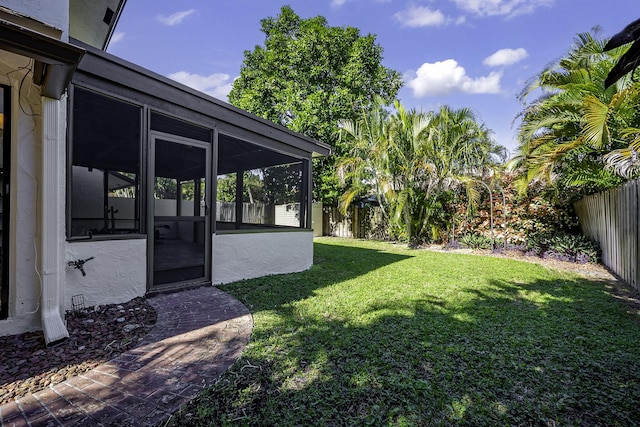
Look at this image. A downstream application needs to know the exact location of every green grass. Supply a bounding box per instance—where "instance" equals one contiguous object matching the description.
[167,238,640,426]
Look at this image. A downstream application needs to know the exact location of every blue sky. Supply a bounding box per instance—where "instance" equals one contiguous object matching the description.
[109,0,639,156]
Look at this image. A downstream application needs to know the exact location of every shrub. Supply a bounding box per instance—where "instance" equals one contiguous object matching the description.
[525,231,600,264]
[452,174,580,246]
[459,234,493,250]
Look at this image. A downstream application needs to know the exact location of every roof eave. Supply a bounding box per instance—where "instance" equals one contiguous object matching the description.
[0,19,85,99]
[72,39,331,157]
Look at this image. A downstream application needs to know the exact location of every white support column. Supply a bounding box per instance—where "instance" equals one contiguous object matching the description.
[40,96,68,345]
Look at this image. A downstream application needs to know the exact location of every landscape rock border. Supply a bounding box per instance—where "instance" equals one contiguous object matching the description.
[0,297,157,405]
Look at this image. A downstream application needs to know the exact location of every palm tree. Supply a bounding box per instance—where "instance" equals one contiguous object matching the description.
[512,29,639,195]
[336,97,391,209]
[385,101,438,241]
[601,18,640,178]
[427,106,506,239]
[338,100,433,241]
[339,101,504,244]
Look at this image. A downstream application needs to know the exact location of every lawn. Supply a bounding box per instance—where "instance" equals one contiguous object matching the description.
[167,238,640,426]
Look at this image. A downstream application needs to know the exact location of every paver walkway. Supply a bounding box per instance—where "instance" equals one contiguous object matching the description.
[0,286,253,426]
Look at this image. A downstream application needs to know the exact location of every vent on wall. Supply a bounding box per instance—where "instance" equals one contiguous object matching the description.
[103,8,115,25]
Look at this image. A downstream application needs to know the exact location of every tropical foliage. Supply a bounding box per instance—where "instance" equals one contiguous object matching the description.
[338,100,505,244]
[216,172,265,203]
[524,230,600,264]
[448,174,599,264]
[454,174,579,245]
[512,28,640,197]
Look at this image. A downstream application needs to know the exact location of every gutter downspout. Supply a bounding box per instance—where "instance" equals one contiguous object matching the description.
[40,97,68,345]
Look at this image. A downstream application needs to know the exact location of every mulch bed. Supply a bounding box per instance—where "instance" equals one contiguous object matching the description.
[0,297,157,406]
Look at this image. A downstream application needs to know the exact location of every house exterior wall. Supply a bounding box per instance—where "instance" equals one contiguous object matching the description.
[1,0,69,39]
[0,54,46,335]
[0,0,74,338]
[274,204,300,227]
[64,239,147,310]
[0,3,327,337]
[212,231,313,284]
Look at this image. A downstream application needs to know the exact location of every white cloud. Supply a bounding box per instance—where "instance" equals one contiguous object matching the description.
[394,6,446,28]
[168,71,234,100]
[454,15,467,25]
[332,0,388,6]
[109,31,125,45]
[451,0,553,17]
[483,48,528,66]
[157,9,195,26]
[405,59,502,97]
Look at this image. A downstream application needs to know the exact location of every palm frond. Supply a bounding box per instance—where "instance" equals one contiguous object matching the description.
[581,95,610,148]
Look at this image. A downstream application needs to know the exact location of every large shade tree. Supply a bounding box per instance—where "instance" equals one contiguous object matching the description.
[228,6,402,204]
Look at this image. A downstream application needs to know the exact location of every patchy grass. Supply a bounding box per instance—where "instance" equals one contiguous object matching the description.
[166,238,640,426]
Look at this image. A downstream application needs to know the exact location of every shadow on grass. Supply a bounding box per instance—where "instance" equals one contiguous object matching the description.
[167,243,640,426]
[221,241,414,312]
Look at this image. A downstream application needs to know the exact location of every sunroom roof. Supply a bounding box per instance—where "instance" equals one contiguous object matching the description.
[71,39,332,159]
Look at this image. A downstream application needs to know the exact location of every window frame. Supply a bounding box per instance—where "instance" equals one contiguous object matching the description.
[66,85,145,240]
[215,131,310,231]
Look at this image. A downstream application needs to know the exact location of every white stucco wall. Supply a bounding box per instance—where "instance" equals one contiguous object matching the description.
[0,53,147,336]
[0,54,45,335]
[212,231,313,284]
[64,239,147,311]
[2,0,69,39]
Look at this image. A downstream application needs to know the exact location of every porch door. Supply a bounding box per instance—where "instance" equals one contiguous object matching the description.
[150,132,211,288]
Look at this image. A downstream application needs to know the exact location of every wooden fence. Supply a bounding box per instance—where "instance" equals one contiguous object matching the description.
[321,205,388,240]
[574,180,639,291]
[216,202,300,227]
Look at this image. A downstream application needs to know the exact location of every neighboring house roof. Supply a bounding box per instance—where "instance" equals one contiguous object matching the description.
[355,195,381,207]
[69,0,127,50]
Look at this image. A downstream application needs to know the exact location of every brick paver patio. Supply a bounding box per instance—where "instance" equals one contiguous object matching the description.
[0,286,253,426]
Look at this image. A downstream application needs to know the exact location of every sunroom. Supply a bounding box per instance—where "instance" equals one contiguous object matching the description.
[65,40,330,303]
